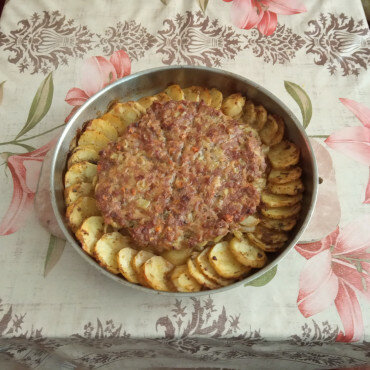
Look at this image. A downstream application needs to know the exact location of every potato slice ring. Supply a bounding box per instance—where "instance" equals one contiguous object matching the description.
[209,242,251,279]
[132,250,155,287]
[259,216,297,231]
[117,247,139,283]
[259,115,278,145]
[64,161,97,188]
[66,196,100,233]
[76,216,104,255]
[261,203,302,219]
[261,191,302,208]
[268,179,304,195]
[187,258,219,289]
[170,265,201,292]
[229,237,267,268]
[64,182,94,206]
[267,140,300,169]
[209,88,223,109]
[268,167,302,184]
[142,256,174,291]
[67,145,99,168]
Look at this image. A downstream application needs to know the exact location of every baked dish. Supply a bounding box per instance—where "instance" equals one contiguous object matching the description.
[64,85,303,292]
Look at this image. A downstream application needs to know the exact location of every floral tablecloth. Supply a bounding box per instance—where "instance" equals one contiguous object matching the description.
[0,0,369,368]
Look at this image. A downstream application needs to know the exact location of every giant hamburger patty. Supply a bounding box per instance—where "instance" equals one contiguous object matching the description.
[95,100,266,252]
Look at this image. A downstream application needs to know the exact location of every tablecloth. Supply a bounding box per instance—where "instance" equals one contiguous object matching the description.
[0,0,369,368]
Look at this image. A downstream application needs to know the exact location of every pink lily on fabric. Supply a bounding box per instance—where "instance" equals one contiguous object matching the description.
[223,0,306,36]
[325,99,370,204]
[296,215,370,342]
[0,139,57,235]
[65,50,131,122]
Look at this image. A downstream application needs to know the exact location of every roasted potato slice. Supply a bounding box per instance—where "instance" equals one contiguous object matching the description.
[100,113,126,135]
[242,100,256,126]
[154,92,171,103]
[259,216,297,231]
[142,256,174,291]
[209,88,223,109]
[268,141,300,169]
[187,258,219,289]
[259,115,278,145]
[269,115,285,145]
[69,134,78,152]
[261,191,303,208]
[268,179,304,195]
[209,242,251,279]
[117,247,139,283]
[240,215,260,228]
[268,167,302,184]
[251,105,267,130]
[183,86,200,102]
[164,85,185,101]
[247,233,285,252]
[251,225,289,244]
[261,203,301,220]
[253,177,267,193]
[137,95,158,110]
[67,145,99,168]
[161,249,193,266]
[196,247,234,286]
[198,87,212,105]
[132,250,155,287]
[86,119,118,142]
[221,93,245,118]
[229,237,267,268]
[66,196,100,233]
[170,265,201,292]
[94,232,131,274]
[64,161,97,188]
[109,101,145,129]
[78,130,110,150]
[76,216,104,255]
[64,182,94,206]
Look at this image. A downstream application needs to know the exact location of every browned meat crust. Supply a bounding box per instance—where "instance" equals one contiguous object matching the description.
[96,100,265,252]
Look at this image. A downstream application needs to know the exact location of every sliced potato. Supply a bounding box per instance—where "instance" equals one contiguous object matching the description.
[250,105,267,130]
[268,167,302,184]
[229,237,267,268]
[161,249,193,266]
[267,140,300,169]
[153,92,171,103]
[94,232,131,274]
[132,250,155,286]
[259,216,297,231]
[76,216,104,255]
[268,179,304,195]
[183,86,200,102]
[142,256,174,291]
[86,118,118,142]
[78,130,110,151]
[109,101,145,129]
[242,101,256,126]
[117,247,139,283]
[269,115,285,145]
[261,191,302,208]
[64,161,97,188]
[170,265,201,292]
[240,215,260,228]
[261,203,302,220]
[221,93,246,118]
[164,85,184,101]
[247,233,285,252]
[67,145,99,168]
[64,182,94,206]
[137,95,158,110]
[208,242,251,279]
[66,196,100,233]
[252,225,289,244]
[198,87,212,105]
[209,88,223,109]
[259,115,278,145]
[196,247,234,286]
[100,113,126,135]
[69,135,78,152]
[187,258,219,289]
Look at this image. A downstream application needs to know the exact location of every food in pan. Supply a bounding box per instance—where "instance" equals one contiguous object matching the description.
[63,84,304,292]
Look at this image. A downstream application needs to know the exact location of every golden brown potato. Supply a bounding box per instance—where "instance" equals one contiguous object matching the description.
[259,216,297,231]
[251,225,289,245]
[86,119,118,142]
[208,242,251,279]
[76,216,104,255]
[229,237,267,268]
[259,115,278,145]
[209,88,223,109]
[78,130,110,151]
[161,249,193,266]
[164,85,185,101]
[69,135,78,152]
[109,101,145,129]
[154,92,171,103]
[66,196,100,233]
[142,256,174,291]
[268,167,302,184]
[170,265,201,292]
[267,140,300,169]
[137,95,158,110]
[261,203,302,220]
[117,247,139,283]
[64,161,97,188]
[64,182,94,206]
[269,115,285,145]
[198,87,212,105]
[132,250,155,287]
[242,100,256,126]
[250,105,267,130]
[183,86,200,102]
[268,179,304,195]
[67,145,99,168]
[100,113,126,135]
[261,191,302,208]
[247,232,285,252]
[187,258,219,289]
[221,93,246,118]
[196,247,235,286]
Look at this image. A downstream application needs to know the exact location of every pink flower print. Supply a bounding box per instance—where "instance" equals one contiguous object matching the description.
[64,50,131,122]
[296,215,370,342]
[0,139,57,235]
[223,0,306,36]
[325,99,370,204]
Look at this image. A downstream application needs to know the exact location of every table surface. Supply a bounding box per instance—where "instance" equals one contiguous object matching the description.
[0,0,369,369]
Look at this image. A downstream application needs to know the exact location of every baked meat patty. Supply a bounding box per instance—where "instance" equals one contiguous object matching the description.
[95,100,266,252]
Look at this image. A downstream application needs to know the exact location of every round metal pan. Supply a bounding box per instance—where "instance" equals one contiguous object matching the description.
[51,65,318,296]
